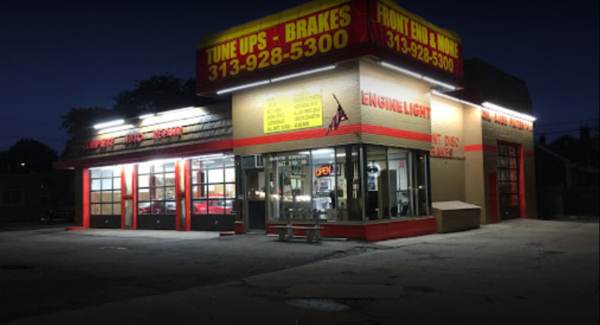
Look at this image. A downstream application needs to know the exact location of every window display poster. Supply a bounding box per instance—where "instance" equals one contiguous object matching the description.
[319,179,332,191]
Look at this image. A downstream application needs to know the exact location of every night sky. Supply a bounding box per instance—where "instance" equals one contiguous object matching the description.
[1,0,598,153]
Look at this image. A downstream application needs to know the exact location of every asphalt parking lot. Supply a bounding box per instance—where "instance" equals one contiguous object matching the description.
[1,218,598,324]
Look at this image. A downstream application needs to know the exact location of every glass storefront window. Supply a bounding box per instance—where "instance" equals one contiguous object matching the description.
[365,146,389,220]
[266,150,311,222]
[311,148,336,218]
[90,168,121,216]
[191,154,236,216]
[137,161,177,215]
[388,148,412,218]
[265,145,429,223]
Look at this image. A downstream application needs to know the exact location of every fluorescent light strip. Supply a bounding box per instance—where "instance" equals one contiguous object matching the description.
[423,77,456,90]
[100,124,134,134]
[381,62,422,79]
[158,106,196,116]
[431,89,481,108]
[217,81,270,95]
[94,119,124,130]
[381,62,457,90]
[139,113,155,119]
[431,90,537,122]
[482,102,536,122]
[271,66,336,83]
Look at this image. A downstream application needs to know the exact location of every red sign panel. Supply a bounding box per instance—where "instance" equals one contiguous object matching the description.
[196,0,368,90]
[369,0,463,77]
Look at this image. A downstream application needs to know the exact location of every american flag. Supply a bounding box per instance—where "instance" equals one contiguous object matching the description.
[325,105,348,135]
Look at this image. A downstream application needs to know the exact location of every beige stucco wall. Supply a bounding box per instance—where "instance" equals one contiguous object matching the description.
[429,95,465,202]
[232,62,361,156]
[462,105,487,223]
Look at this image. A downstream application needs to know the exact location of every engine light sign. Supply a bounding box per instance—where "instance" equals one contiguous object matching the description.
[197,0,368,87]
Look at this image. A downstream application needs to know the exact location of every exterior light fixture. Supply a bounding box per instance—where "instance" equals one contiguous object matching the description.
[216,81,270,95]
[381,62,422,79]
[93,119,124,130]
[382,62,457,90]
[482,102,536,122]
[158,107,196,116]
[423,77,456,90]
[139,113,155,119]
[271,66,336,83]
[431,90,481,108]
[100,124,135,134]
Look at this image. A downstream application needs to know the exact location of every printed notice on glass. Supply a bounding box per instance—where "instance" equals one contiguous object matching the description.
[263,89,323,134]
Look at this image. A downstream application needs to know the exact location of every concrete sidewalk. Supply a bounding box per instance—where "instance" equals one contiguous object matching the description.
[5,219,599,325]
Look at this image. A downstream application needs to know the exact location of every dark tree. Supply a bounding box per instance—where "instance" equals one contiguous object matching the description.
[60,107,114,138]
[60,74,221,140]
[111,75,199,116]
[6,138,58,174]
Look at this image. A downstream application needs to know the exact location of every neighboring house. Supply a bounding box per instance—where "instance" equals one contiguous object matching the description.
[0,170,75,223]
[535,127,599,218]
[0,173,46,223]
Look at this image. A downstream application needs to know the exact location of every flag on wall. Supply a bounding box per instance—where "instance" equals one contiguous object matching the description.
[325,104,348,135]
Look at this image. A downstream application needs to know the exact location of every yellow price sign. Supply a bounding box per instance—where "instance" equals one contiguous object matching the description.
[264,89,323,134]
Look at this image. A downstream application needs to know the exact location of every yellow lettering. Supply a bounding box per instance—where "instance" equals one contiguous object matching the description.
[307,16,318,37]
[230,41,237,58]
[330,8,339,29]
[258,32,267,50]
[339,5,351,27]
[411,21,418,40]
[249,34,258,53]
[239,38,248,55]
[285,23,296,42]
[221,43,229,61]
[297,20,307,39]
[401,16,410,36]
[205,48,213,64]
[318,12,330,33]
[377,2,388,25]
[430,33,437,49]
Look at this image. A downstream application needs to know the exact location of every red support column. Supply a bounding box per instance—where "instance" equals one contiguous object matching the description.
[175,161,181,231]
[519,146,527,219]
[132,165,138,230]
[82,168,90,229]
[185,160,191,231]
[121,167,126,229]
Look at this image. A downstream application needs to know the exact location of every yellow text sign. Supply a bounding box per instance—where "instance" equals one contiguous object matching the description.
[264,89,323,134]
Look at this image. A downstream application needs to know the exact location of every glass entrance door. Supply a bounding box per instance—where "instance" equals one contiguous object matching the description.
[245,169,266,230]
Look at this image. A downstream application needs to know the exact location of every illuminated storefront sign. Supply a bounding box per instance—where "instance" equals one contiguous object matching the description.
[369,0,463,77]
[361,90,431,119]
[430,133,459,158]
[124,133,144,144]
[482,109,533,132]
[153,126,184,139]
[197,1,368,87]
[82,138,115,150]
[315,165,333,178]
[264,89,323,134]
